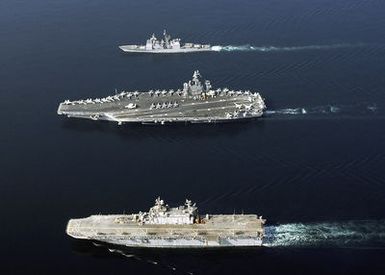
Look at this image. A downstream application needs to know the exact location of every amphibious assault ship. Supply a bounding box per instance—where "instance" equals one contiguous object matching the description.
[66,197,266,248]
[57,70,266,124]
[119,30,213,53]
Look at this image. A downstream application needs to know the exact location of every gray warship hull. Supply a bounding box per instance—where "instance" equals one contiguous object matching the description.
[58,92,264,124]
[119,30,213,54]
[119,45,214,54]
[57,70,266,125]
[66,214,264,248]
[66,198,266,249]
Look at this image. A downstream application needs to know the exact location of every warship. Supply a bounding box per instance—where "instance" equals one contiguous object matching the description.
[66,197,266,248]
[119,30,214,53]
[57,70,266,124]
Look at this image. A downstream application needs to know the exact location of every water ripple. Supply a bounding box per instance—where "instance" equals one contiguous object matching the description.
[212,43,367,52]
[265,220,385,248]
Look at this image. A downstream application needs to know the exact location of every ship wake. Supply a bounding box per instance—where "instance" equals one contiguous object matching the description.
[265,103,379,117]
[106,248,193,274]
[264,220,385,248]
[211,43,365,52]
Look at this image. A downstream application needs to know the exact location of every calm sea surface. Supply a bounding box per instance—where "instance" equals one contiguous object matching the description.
[1,0,385,274]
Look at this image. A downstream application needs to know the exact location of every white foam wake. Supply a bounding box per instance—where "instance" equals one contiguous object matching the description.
[212,43,365,52]
[264,220,385,248]
[265,104,378,116]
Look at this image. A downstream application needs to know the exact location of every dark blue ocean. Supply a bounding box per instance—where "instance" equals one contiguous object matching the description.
[1,0,385,274]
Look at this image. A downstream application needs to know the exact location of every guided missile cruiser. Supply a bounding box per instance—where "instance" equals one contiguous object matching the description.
[119,30,215,53]
[57,70,266,125]
[66,197,266,248]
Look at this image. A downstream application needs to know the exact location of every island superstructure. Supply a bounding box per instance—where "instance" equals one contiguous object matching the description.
[66,197,266,248]
[119,30,214,53]
[57,70,266,124]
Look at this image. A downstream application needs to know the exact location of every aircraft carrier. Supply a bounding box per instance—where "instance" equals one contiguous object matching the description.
[119,30,214,53]
[57,70,266,124]
[66,198,266,248]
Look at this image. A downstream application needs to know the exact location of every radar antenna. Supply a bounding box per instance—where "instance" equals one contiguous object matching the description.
[193,70,201,79]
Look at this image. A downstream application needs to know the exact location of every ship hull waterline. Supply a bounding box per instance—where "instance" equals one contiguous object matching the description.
[73,239,267,250]
[60,113,264,125]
